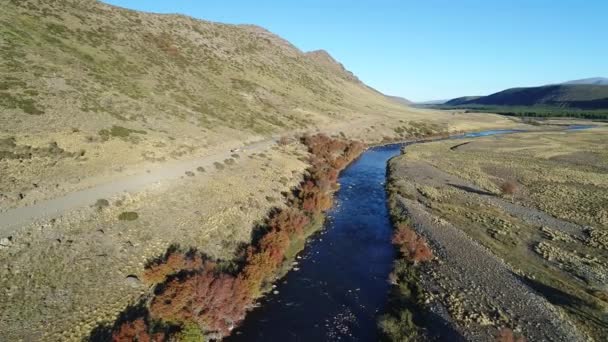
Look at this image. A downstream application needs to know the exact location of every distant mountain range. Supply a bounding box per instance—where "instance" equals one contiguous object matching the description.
[444,78,608,110]
[561,77,608,86]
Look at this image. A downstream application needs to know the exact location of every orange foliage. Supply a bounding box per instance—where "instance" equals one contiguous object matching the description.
[496,328,526,342]
[268,208,310,237]
[501,180,518,195]
[392,224,434,264]
[118,134,365,338]
[112,318,165,342]
[149,261,250,335]
[144,251,204,284]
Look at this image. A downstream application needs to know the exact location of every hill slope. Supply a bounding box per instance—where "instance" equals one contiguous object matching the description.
[1,0,411,138]
[445,84,608,110]
[386,95,412,106]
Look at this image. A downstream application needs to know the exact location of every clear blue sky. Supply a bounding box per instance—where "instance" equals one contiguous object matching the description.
[103,0,607,102]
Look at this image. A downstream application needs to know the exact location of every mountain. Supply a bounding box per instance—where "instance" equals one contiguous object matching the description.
[444,96,483,106]
[304,49,362,84]
[562,77,608,86]
[1,0,409,142]
[444,84,608,110]
[416,99,449,105]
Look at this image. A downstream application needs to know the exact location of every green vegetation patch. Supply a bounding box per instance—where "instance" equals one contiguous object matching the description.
[118,211,139,221]
[99,125,147,141]
[0,92,44,115]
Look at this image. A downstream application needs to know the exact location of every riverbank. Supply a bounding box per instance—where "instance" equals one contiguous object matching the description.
[0,109,524,341]
[385,126,608,341]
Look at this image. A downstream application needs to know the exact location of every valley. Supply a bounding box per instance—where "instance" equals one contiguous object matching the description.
[1,1,607,341]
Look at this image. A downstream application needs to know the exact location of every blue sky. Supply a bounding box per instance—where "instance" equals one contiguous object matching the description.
[103,0,607,102]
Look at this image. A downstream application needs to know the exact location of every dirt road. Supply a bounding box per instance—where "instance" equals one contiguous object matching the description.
[0,138,275,234]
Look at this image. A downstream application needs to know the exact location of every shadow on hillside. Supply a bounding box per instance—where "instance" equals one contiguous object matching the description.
[448,183,495,196]
[515,274,608,330]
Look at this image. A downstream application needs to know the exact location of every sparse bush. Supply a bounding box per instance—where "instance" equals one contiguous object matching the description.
[213,162,225,170]
[378,310,417,342]
[93,198,110,210]
[118,211,139,221]
[392,224,433,264]
[500,180,518,201]
[278,136,290,146]
[224,158,235,165]
[496,328,526,342]
[196,166,205,172]
[112,318,166,342]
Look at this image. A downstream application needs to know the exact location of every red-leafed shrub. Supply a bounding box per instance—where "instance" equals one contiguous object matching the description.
[392,224,433,264]
[496,328,526,342]
[144,250,204,284]
[269,208,310,237]
[112,318,165,342]
[106,134,365,339]
[149,261,250,335]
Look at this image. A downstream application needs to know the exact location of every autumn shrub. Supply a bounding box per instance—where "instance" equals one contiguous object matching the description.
[111,134,365,339]
[268,208,310,237]
[500,180,518,200]
[496,328,526,342]
[144,249,205,284]
[150,267,247,335]
[392,224,433,264]
[112,318,166,342]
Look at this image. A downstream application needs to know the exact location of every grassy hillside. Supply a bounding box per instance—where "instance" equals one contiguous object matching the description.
[441,84,608,119]
[444,85,608,110]
[386,95,412,106]
[0,0,411,137]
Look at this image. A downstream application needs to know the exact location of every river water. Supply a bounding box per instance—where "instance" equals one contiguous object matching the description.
[228,126,593,341]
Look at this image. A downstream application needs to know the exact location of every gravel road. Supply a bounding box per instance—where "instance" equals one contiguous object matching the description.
[0,138,275,234]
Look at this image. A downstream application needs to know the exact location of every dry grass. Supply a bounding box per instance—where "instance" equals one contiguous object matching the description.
[389,127,608,340]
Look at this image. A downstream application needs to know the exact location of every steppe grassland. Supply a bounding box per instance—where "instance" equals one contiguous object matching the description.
[405,127,608,228]
[0,0,519,210]
[0,142,309,341]
[390,127,608,339]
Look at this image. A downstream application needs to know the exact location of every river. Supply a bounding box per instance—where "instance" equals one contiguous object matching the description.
[228,126,593,341]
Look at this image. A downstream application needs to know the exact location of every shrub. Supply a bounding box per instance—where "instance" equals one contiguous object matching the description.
[213,162,224,170]
[111,134,365,339]
[500,181,518,195]
[112,318,166,342]
[94,198,110,210]
[118,211,139,221]
[500,180,518,201]
[496,328,526,342]
[278,136,290,145]
[392,224,433,264]
[144,250,204,284]
[378,310,417,342]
